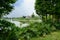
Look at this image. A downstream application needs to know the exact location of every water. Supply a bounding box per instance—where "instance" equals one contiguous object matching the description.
[7,19,29,28]
[10,20,21,27]
[21,23,29,27]
[5,19,42,28]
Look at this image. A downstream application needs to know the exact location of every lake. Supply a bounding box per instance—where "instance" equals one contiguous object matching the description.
[7,19,29,28]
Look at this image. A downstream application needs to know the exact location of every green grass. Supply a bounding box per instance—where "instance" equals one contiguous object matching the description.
[30,31,60,40]
[4,17,40,21]
[4,17,41,23]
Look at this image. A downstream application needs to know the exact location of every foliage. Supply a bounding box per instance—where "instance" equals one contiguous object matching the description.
[31,13,35,18]
[0,0,18,40]
[54,22,60,30]
[19,22,56,40]
[0,20,20,40]
[0,0,16,18]
[30,31,60,40]
[35,0,60,22]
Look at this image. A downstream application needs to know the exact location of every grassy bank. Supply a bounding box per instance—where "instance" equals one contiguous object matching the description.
[30,31,60,40]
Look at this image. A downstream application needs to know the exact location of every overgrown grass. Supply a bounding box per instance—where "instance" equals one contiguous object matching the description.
[30,31,60,40]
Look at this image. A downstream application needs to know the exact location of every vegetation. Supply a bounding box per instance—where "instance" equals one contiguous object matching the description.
[31,31,60,40]
[16,0,60,40]
[0,0,60,40]
[17,21,56,40]
[0,0,20,40]
[35,0,60,23]
[0,0,16,18]
[31,13,35,18]
[0,20,20,40]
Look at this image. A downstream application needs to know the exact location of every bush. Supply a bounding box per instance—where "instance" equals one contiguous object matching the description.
[0,20,20,40]
[19,22,55,40]
[54,22,60,30]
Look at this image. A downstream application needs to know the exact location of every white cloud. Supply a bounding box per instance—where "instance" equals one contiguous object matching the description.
[6,0,36,18]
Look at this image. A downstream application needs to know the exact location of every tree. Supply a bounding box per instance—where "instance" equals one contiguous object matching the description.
[23,16,26,18]
[35,0,60,22]
[31,13,35,18]
[0,20,19,40]
[0,0,16,18]
[0,0,20,40]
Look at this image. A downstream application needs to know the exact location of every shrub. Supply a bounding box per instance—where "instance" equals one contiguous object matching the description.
[0,20,20,40]
[54,22,60,30]
[19,22,55,40]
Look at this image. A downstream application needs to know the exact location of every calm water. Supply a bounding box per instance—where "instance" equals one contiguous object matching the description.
[7,19,29,28]
[5,19,42,28]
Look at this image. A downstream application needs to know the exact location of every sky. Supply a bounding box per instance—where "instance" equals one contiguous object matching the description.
[5,0,37,18]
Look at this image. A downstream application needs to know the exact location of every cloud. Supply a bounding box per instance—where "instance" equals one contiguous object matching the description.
[6,0,36,18]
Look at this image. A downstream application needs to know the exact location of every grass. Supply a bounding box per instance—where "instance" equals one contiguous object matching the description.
[30,31,60,40]
[4,17,41,23]
[4,17,40,21]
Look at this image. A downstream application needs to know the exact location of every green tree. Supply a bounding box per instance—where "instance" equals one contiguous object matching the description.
[0,0,16,18]
[35,0,60,22]
[31,13,35,18]
[0,20,19,40]
[0,0,20,40]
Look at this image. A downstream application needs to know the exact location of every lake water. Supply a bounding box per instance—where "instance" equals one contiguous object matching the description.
[5,19,42,28]
[7,19,29,28]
